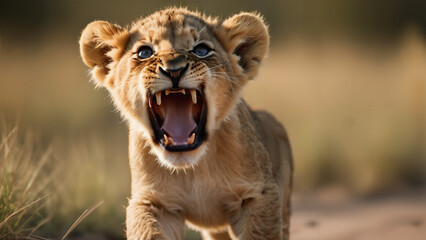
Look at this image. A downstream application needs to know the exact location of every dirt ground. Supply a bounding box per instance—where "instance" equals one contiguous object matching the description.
[290,190,426,240]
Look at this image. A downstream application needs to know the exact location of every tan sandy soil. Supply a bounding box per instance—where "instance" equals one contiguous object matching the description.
[291,190,426,240]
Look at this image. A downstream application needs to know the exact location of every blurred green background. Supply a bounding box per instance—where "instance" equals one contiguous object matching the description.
[1,0,425,239]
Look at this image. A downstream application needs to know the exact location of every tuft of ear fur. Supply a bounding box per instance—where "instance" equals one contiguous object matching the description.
[216,13,269,80]
[79,21,129,85]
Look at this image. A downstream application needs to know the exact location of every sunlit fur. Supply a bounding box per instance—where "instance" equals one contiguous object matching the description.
[80,7,293,240]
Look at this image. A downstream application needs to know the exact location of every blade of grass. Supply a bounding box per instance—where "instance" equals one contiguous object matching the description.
[61,200,104,240]
[26,234,51,240]
[23,147,52,197]
[0,194,49,229]
[0,126,17,149]
[29,216,52,235]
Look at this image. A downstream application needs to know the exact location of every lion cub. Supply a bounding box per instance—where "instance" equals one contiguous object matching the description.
[79,8,293,240]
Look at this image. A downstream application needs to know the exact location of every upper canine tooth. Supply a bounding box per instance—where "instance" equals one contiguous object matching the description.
[190,89,197,104]
[165,90,170,96]
[155,92,162,105]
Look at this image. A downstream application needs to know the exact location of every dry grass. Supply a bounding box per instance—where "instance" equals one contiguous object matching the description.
[0,126,52,239]
[61,200,104,240]
[0,126,124,239]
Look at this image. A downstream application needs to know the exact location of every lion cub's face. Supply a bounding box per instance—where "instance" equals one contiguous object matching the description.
[79,8,269,169]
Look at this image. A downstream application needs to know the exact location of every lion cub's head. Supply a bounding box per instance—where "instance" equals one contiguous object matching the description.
[79,8,269,169]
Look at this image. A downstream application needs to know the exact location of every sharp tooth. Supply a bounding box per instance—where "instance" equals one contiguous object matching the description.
[164,134,169,145]
[164,134,174,146]
[188,133,195,145]
[190,89,197,104]
[155,92,162,105]
[166,89,185,95]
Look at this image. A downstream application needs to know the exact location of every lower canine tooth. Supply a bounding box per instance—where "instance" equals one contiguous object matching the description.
[190,89,197,104]
[155,92,161,105]
[164,134,174,145]
[188,133,195,145]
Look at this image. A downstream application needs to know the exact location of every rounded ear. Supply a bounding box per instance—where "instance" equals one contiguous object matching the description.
[215,13,269,80]
[79,21,129,85]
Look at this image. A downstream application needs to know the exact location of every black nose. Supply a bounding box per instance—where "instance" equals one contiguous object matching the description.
[159,64,189,88]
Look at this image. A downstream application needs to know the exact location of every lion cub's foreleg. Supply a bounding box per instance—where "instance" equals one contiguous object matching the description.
[228,183,283,240]
[126,199,185,240]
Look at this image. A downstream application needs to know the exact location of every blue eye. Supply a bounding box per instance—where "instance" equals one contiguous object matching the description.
[193,44,211,57]
[137,46,153,59]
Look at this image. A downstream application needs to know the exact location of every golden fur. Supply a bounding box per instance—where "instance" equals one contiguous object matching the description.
[79,8,293,240]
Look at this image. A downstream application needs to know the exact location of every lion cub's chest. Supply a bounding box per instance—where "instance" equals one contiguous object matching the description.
[161,175,242,228]
[184,186,228,227]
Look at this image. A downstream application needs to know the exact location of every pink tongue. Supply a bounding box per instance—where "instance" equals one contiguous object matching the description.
[161,95,196,144]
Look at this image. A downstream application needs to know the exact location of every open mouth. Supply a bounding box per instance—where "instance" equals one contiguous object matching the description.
[148,88,207,152]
